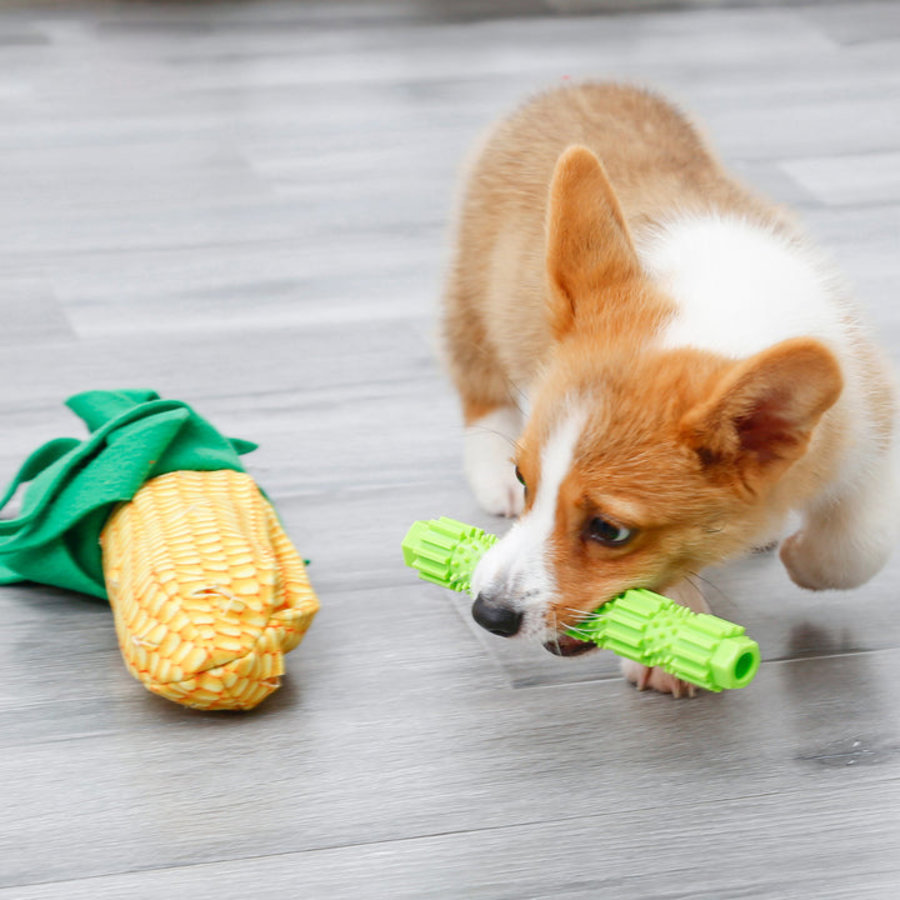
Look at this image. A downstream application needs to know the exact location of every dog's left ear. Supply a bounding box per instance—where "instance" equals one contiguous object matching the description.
[681,338,843,492]
[545,146,640,338]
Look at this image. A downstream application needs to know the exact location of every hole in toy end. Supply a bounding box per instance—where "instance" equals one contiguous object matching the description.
[710,637,760,690]
[735,651,755,683]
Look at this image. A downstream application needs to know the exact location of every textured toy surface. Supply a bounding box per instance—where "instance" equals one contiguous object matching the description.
[0,390,319,710]
[568,588,759,691]
[401,516,496,594]
[402,517,759,692]
[102,469,318,710]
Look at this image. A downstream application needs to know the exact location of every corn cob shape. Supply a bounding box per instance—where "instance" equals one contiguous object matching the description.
[101,469,319,710]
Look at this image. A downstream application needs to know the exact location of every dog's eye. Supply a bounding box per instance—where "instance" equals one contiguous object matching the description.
[514,466,526,488]
[585,516,634,547]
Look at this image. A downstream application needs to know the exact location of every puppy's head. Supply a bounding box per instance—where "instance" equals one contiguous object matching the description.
[470,146,843,652]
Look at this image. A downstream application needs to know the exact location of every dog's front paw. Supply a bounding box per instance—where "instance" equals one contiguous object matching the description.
[620,659,698,699]
[468,468,525,517]
[464,417,525,518]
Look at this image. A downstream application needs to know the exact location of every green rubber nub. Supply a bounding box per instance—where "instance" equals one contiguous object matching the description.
[566,589,760,692]
[401,517,497,595]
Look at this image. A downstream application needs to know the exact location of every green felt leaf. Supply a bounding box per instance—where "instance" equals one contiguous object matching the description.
[0,390,254,599]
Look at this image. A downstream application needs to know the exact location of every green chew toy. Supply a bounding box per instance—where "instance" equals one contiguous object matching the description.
[402,516,760,692]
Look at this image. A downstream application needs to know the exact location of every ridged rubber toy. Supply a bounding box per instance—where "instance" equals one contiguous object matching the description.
[401,516,497,593]
[402,517,760,692]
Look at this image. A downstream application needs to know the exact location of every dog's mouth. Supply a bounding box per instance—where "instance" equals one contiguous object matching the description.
[543,633,596,657]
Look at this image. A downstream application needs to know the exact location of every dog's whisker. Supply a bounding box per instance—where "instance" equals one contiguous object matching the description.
[503,373,529,410]
[565,616,595,631]
[565,625,592,640]
[681,574,706,603]
[685,570,734,613]
[463,425,520,452]
[561,606,594,617]
[550,610,563,655]
[562,606,607,623]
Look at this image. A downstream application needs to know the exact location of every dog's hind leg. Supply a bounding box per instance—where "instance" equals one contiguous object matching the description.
[780,450,899,590]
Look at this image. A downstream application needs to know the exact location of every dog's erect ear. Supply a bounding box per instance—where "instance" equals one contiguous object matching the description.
[546,145,640,338]
[681,338,843,492]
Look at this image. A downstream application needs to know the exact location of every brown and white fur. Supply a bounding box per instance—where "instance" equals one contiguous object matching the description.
[442,83,898,696]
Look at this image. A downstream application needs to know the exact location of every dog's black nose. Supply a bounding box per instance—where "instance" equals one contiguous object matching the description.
[472,593,523,637]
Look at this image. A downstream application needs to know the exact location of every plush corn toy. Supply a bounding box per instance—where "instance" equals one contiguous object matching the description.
[0,390,319,710]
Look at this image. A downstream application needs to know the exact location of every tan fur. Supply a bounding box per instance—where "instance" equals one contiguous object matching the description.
[443,83,896,689]
[443,83,792,417]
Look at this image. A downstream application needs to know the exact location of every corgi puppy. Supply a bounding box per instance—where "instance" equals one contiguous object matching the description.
[442,83,898,695]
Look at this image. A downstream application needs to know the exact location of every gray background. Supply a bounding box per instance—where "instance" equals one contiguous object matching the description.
[1,1,898,897]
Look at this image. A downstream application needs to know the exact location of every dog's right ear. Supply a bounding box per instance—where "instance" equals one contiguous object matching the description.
[545,146,640,338]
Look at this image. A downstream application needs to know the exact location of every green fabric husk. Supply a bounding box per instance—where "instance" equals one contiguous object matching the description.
[0,390,256,599]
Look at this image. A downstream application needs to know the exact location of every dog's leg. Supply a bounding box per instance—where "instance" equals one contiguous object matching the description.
[443,268,526,517]
[463,404,525,517]
[780,452,899,590]
[620,579,710,698]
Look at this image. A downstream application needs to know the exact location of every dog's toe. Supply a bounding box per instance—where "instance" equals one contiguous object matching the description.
[621,660,698,698]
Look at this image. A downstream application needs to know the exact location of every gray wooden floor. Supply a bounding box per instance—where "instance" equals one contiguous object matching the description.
[2,0,900,897]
